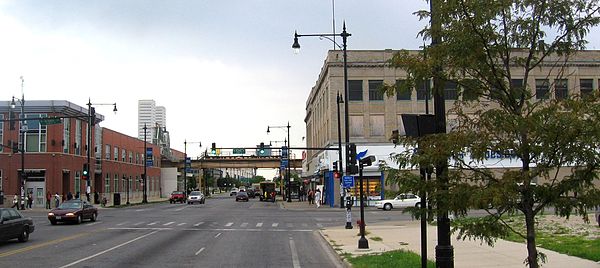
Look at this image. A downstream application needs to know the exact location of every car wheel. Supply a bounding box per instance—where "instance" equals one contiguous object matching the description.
[18,227,29,242]
[383,203,392,211]
[91,213,97,222]
[415,202,421,208]
[50,220,57,225]
[77,215,82,224]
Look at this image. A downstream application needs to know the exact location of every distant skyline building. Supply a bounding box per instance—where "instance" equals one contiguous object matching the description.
[137,100,167,143]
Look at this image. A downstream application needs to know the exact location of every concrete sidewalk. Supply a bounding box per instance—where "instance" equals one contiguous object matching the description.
[280,200,600,268]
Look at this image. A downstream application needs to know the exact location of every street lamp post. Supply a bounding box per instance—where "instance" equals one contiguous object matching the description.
[142,124,148,203]
[183,140,202,196]
[86,98,117,202]
[336,92,344,208]
[357,155,375,249]
[10,76,25,210]
[267,123,291,202]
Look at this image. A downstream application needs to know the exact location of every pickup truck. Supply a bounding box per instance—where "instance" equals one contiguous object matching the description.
[169,191,186,203]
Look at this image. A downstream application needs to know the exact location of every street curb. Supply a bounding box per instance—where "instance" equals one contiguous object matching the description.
[317,229,352,268]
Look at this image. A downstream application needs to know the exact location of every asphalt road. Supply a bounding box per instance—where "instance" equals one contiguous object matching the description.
[0,194,423,268]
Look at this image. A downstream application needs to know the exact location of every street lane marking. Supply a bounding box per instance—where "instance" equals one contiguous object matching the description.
[177,223,187,226]
[240,222,248,227]
[108,227,172,231]
[0,232,89,258]
[116,221,129,226]
[174,207,186,211]
[256,222,263,227]
[148,221,159,226]
[214,233,221,238]
[194,222,204,226]
[289,238,301,268]
[59,230,159,268]
[272,223,279,227]
[286,223,294,228]
[133,221,145,226]
[194,247,205,256]
[225,222,233,227]
[163,222,175,226]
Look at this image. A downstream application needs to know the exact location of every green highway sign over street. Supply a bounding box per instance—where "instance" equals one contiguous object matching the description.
[233,148,246,154]
[39,118,62,125]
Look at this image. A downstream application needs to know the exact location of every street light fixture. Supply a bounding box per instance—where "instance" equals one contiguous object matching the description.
[267,123,291,202]
[86,98,117,202]
[293,22,351,208]
[11,76,25,209]
[184,140,202,196]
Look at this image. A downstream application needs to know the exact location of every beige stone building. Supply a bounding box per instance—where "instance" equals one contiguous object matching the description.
[303,49,600,206]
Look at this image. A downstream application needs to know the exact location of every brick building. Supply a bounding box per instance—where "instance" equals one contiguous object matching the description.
[0,100,162,207]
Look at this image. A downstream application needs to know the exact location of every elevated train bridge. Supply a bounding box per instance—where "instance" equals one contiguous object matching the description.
[178,155,303,170]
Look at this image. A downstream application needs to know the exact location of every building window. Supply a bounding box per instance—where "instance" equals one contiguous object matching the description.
[536,79,550,99]
[75,120,82,155]
[114,147,119,161]
[368,80,384,101]
[396,115,406,136]
[555,79,568,99]
[349,115,364,137]
[580,79,594,96]
[129,151,133,163]
[75,171,81,195]
[396,79,411,100]
[122,149,126,162]
[105,145,111,160]
[0,114,3,153]
[24,114,47,152]
[510,79,525,99]
[416,79,431,100]
[63,119,70,153]
[105,173,110,193]
[122,176,127,193]
[444,81,458,100]
[114,174,119,192]
[369,115,385,136]
[349,80,363,101]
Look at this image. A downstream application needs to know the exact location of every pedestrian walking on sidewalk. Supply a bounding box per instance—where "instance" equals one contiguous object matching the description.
[315,189,321,208]
[46,191,52,209]
[27,191,33,209]
[308,189,314,204]
[11,193,18,208]
[54,192,60,208]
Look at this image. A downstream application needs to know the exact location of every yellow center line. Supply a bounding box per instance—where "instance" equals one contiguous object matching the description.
[0,229,102,258]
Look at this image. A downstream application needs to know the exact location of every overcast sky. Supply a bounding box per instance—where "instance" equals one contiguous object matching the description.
[1,1,599,167]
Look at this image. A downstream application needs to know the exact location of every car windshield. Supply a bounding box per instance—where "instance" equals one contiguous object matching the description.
[59,201,82,209]
[172,191,183,195]
[237,192,248,197]
[190,191,201,195]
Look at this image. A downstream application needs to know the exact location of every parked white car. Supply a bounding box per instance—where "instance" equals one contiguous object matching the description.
[375,193,421,211]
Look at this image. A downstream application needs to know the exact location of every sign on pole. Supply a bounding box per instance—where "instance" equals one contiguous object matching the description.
[39,118,62,125]
[146,148,154,167]
[342,176,354,188]
[233,148,246,154]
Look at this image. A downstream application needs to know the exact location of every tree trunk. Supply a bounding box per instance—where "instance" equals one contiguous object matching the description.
[524,200,538,268]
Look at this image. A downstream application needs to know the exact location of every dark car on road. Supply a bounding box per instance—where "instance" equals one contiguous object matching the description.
[235,191,249,202]
[48,199,98,225]
[170,191,186,203]
[0,208,35,242]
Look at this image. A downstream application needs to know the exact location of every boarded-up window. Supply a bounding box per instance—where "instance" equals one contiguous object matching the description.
[350,116,364,137]
[369,115,385,136]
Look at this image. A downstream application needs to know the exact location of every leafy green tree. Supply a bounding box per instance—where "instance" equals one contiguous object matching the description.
[383,1,600,267]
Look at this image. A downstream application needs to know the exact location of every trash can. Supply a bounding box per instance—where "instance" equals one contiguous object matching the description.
[113,193,121,206]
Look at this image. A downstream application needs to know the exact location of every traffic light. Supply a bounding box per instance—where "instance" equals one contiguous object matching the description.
[391,129,399,146]
[82,163,89,180]
[332,161,338,172]
[259,142,265,154]
[346,143,358,174]
[211,143,216,154]
[90,107,96,125]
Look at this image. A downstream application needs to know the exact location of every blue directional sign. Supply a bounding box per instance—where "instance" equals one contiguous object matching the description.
[342,176,354,188]
[280,159,289,169]
[281,146,289,159]
[146,147,154,166]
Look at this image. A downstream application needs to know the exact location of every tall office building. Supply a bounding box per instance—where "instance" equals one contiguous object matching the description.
[138,100,167,143]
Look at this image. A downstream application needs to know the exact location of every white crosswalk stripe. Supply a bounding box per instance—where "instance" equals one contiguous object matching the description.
[194,222,204,226]
[133,222,145,226]
[148,221,159,226]
[225,222,233,227]
[116,222,129,226]
[286,223,294,228]
[256,222,263,227]
[240,223,248,228]
[272,223,279,227]
[163,221,175,226]
[177,223,186,226]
